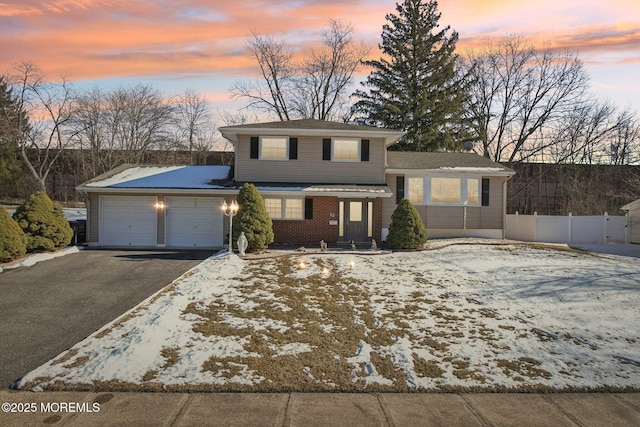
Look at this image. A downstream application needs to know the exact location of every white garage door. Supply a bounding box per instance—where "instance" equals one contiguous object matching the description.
[101,196,157,247]
[166,197,223,248]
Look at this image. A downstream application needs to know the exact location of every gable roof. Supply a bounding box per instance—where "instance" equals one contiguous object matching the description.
[621,199,640,211]
[387,152,514,175]
[219,119,405,146]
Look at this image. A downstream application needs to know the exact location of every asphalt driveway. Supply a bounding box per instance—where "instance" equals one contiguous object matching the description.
[0,248,215,389]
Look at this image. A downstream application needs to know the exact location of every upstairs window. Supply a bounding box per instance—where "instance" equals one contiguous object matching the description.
[260,137,288,160]
[332,138,360,162]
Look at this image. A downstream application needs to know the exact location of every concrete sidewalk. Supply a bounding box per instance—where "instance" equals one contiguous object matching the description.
[1,391,639,426]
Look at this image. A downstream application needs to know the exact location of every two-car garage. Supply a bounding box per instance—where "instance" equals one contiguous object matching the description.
[99,196,224,248]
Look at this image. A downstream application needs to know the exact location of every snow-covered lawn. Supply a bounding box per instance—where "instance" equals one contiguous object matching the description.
[18,242,640,392]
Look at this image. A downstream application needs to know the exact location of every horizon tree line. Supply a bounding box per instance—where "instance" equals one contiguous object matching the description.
[1,0,638,199]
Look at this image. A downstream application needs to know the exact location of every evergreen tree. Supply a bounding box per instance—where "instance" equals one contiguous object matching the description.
[0,207,27,262]
[353,0,472,151]
[0,76,26,184]
[232,183,274,252]
[13,191,73,252]
[387,198,427,249]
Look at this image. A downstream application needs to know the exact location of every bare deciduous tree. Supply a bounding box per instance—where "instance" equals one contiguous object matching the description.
[175,90,215,164]
[231,20,369,122]
[465,35,589,163]
[10,62,77,194]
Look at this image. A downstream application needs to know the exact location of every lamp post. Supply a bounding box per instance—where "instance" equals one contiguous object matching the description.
[221,200,239,253]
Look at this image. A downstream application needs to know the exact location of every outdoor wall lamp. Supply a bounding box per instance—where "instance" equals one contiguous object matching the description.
[155,201,165,210]
[221,200,239,253]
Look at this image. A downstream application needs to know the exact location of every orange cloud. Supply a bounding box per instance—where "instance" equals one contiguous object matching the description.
[1,0,638,112]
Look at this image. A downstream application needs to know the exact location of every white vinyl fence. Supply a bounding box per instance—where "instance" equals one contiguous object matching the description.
[506,212,629,244]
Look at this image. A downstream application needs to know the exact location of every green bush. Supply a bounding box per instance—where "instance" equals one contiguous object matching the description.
[0,206,27,262]
[386,198,427,250]
[13,191,73,252]
[232,183,274,252]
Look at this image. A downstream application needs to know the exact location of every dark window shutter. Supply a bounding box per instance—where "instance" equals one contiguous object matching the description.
[361,139,369,161]
[481,178,490,206]
[250,137,259,159]
[322,138,331,160]
[396,176,405,204]
[289,137,298,160]
[304,198,313,220]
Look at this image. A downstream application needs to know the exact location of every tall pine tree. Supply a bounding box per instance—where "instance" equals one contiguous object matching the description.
[353,0,472,151]
[0,76,26,184]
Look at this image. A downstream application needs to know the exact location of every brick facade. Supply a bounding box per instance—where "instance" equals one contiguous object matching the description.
[272,196,339,245]
[272,196,384,247]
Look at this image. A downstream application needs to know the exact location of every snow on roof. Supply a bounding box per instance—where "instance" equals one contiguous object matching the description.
[84,166,231,189]
[437,167,506,172]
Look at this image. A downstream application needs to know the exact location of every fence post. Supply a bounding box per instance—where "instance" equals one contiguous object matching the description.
[568,212,572,243]
[533,211,538,242]
[604,212,608,244]
[625,213,630,244]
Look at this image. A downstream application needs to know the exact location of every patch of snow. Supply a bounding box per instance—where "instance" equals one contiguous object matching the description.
[85,166,183,187]
[86,166,231,189]
[16,244,640,391]
[2,247,80,272]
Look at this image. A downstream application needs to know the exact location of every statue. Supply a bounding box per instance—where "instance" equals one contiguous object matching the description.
[350,240,356,251]
[237,231,248,256]
[320,240,327,252]
[371,239,377,250]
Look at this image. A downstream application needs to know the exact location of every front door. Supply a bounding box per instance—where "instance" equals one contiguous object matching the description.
[340,199,369,243]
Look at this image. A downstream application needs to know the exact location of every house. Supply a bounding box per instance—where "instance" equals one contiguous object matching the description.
[76,119,514,248]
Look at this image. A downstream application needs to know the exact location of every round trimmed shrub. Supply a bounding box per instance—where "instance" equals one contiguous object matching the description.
[386,198,428,250]
[232,183,274,252]
[0,206,27,262]
[13,191,73,252]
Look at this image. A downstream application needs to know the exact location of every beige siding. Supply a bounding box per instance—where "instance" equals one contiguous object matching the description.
[236,135,386,184]
[381,174,401,229]
[88,193,100,244]
[383,174,507,231]
[480,178,505,229]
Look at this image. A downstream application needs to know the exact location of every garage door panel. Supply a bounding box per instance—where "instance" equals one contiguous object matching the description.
[101,196,157,247]
[166,197,223,248]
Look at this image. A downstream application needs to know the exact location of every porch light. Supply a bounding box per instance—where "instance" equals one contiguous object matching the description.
[222,200,239,253]
[155,201,165,210]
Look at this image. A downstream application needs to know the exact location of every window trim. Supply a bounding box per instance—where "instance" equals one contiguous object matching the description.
[331,138,361,162]
[264,197,305,220]
[402,176,483,207]
[259,136,289,161]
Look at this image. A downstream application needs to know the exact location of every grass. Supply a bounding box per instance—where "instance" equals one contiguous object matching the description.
[18,246,640,393]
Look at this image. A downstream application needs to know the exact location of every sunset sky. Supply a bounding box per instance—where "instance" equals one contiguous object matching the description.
[1,0,639,116]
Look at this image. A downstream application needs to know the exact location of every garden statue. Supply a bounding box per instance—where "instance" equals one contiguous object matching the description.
[237,231,248,256]
[350,241,356,251]
[320,240,327,252]
[371,239,377,250]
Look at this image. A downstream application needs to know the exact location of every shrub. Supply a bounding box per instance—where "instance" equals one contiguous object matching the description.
[232,183,274,252]
[386,198,427,250]
[13,191,73,252]
[0,206,27,262]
